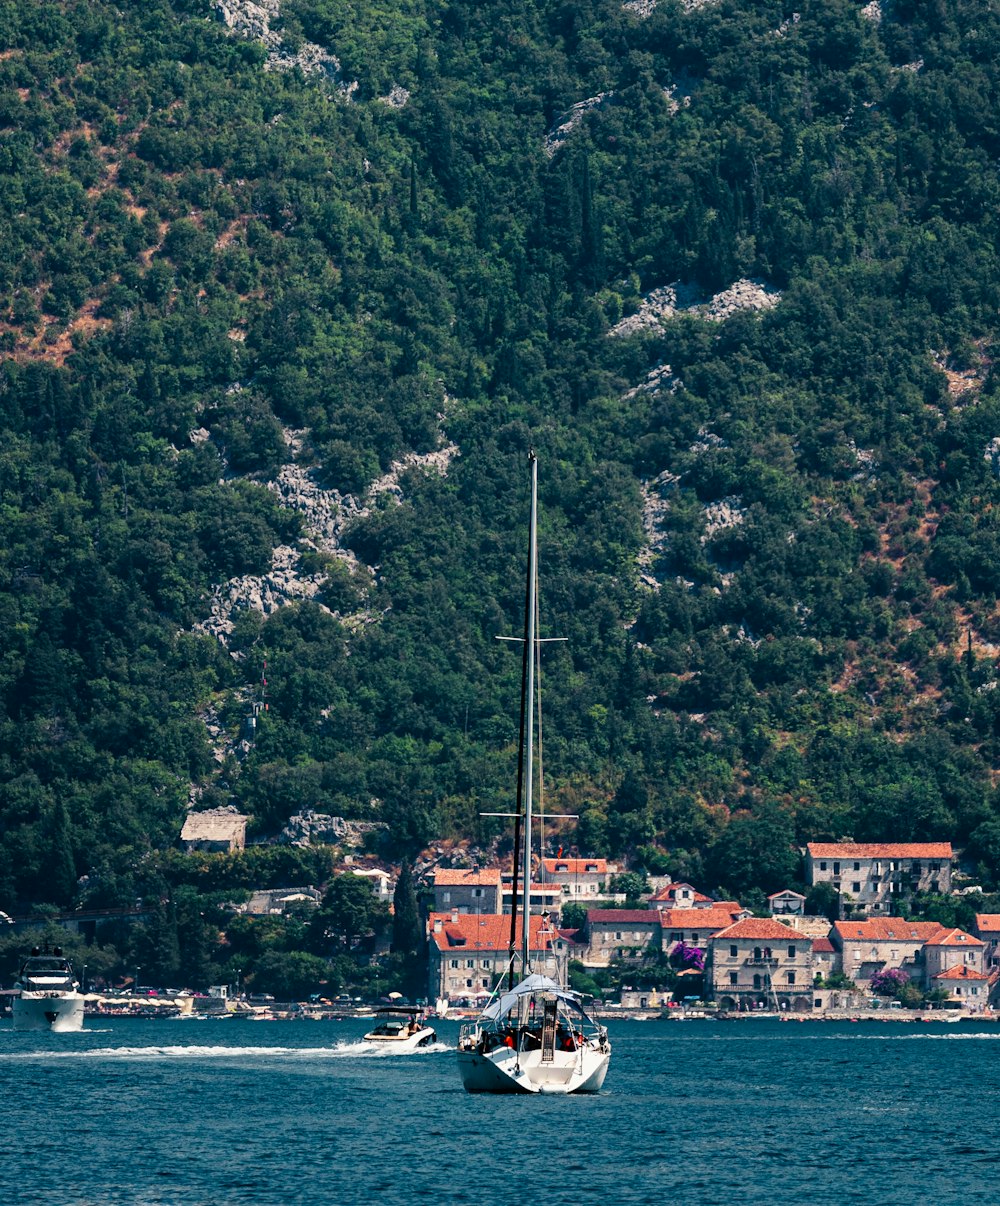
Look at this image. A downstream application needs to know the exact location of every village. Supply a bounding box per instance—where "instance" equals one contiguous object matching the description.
[423,842,1000,1018]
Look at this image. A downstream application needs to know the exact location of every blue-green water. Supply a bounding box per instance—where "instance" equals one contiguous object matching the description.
[2,1016,998,1205]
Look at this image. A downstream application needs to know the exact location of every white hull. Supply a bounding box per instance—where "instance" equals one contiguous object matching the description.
[13,992,85,1032]
[457,1042,610,1094]
[363,1025,437,1051]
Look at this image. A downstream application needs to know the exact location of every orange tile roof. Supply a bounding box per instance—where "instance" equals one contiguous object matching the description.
[934,965,989,981]
[541,858,607,875]
[660,907,743,932]
[812,937,836,953]
[712,918,811,942]
[428,912,557,953]
[806,842,953,859]
[923,928,983,948]
[433,868,502,887]
[832,920,945,942]
[975,914,1000,936]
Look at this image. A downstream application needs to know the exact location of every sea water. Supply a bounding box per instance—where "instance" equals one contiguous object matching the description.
[2,1016,999,1205]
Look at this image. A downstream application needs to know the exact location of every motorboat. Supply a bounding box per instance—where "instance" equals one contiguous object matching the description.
[363,1007,437,1049]
[12,946,85,1032]
[456,451,611,1095]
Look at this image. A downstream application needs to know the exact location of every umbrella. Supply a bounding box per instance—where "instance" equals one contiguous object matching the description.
[387,991,403,1000]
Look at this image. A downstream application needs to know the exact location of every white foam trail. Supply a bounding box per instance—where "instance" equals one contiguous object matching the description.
[0,1040,454,1061]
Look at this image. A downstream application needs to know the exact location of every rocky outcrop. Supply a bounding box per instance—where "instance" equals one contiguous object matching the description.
[609,279,780,338]
[195,428,460,643]
[544,93,615,157]
[214,0,357,93]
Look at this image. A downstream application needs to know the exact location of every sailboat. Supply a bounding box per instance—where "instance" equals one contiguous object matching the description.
[456,451,611,1094]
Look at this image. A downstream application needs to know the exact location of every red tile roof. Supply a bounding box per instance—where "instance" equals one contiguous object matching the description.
[433,868,502,887]
[428,912,559,953]
[806,842,953,859]
[587,909,660,925]
[540,858,607,875]
[812,937,836,953]
[975,914,1000,936]
[660,907,743,932]
[832,920,945,942]
[934,965,989,981]
[712,918,810,942]
[923,928,983,948]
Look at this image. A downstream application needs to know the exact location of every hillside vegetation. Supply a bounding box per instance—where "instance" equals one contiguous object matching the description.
[4,0,1000,957]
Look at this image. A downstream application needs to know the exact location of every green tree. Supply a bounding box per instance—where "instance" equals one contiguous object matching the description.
[310,874,390,952]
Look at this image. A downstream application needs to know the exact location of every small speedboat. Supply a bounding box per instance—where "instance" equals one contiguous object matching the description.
[363,1007,437,1049]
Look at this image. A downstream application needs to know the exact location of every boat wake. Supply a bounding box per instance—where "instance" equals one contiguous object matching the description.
[0,1040,454,1061]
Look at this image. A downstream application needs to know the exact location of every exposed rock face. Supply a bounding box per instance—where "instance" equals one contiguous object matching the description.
[214,0,357,93]
[279,810,347,846]
[638,470,680,588]
[623,362,681,402]
[703,496,746,541]
[378,85,410,109]
[195,428,460,643]
[609,279,780,338]
[544,93,615,157]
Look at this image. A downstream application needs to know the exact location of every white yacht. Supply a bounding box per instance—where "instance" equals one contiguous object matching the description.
[456,451,611,1095]
[12,946,85,1032]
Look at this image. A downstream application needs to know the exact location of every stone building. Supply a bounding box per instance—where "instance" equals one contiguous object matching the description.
[973,914,1000,973]
[831,918,945,989]
[659,906,746,957]
[536,857,611,901]
[584,909,662,966]
[768,889,807,917]
[707,917,814,1012]
[804,842,953,915]
[180,807,249,853]
[427,911,569,1003]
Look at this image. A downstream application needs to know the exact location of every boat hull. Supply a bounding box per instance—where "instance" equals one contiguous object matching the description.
[13,993,85,1032]
[457,1042,610,1094]
[362,1025,438,1050]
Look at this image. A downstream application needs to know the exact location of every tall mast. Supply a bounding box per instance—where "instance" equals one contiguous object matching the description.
[522,450,538,973]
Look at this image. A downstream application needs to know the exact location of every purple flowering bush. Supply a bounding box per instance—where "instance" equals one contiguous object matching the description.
[670,941,705,972]
[870,967,909,997]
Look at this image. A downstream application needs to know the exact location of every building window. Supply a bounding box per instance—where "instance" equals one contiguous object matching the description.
[730,945,738,958]
[466,959,475,969]
[833,862,840,874]
[473,888,482,898]
[853,861,861,871]
[729,972,738,986]
[442,891,451,903]
[450,959,459,969]
[930,862,940,872]
[787,971,796,985]
[787,946,796,959]
[820,861,827,871]
[466,979,473,988]
[852,883,861,893]
[482,979,490,989]
[671,932,683,943]
[753,974,762,990]
[481,960,490,969]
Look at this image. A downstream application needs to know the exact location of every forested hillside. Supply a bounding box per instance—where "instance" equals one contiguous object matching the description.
[4,0,1000,938]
